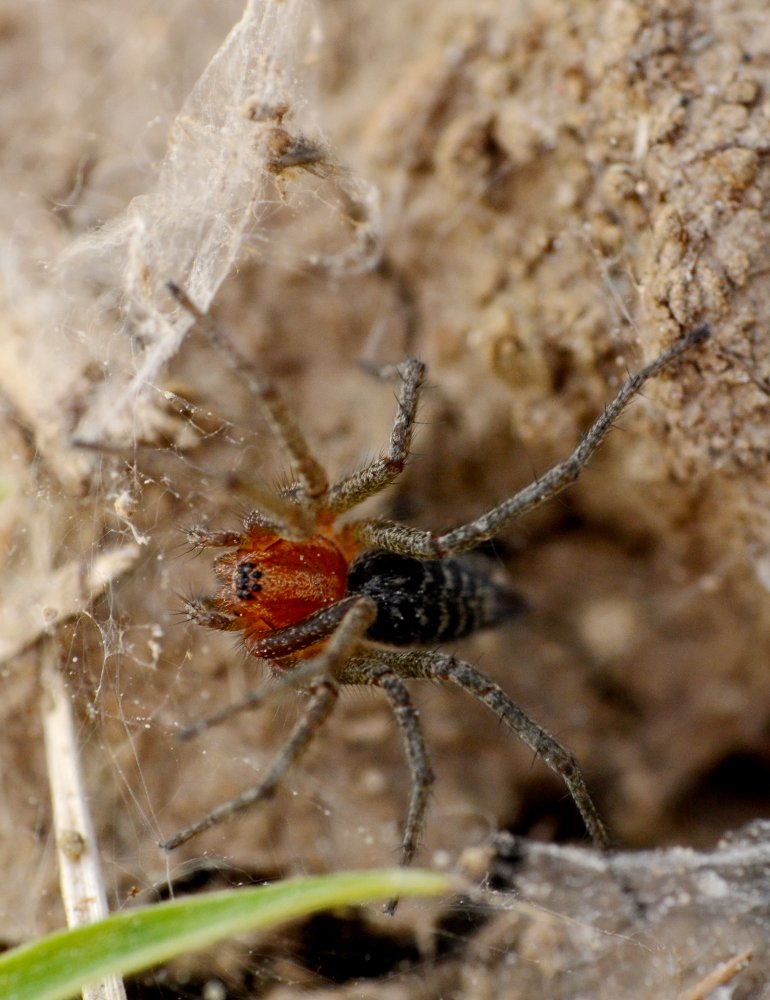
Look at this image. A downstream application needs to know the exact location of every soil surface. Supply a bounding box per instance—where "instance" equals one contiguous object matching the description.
[3,1,770,997]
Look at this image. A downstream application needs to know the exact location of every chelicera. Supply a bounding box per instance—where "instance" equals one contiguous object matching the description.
[163,282,708,882]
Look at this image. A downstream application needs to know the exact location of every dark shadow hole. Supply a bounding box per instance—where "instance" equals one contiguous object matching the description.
[288,910,421,981]
[505,776,599,845]
[672,749,770,835]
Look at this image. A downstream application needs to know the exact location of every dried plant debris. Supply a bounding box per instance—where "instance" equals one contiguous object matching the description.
[445,825,770,1000]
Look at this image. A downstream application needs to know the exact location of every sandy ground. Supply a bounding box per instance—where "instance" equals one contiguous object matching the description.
[3,0,770,996]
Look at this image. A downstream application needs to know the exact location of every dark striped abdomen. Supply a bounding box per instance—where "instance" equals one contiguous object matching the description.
[346,550,528,646]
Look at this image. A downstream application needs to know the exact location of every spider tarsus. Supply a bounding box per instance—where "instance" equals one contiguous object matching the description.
[166,280,202,321]
[184,596,236,631]
[175,721,205,742]
[653,323,711,369]
[159,828,193,852]
[358,356,425,383]
[682,323,711,347]
[184,525,244,550]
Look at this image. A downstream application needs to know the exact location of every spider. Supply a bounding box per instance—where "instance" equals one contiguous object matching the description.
[163,282,708,879]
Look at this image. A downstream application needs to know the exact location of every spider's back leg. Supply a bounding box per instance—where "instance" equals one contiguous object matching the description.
[336,654,436,914]
[372,647,611,851]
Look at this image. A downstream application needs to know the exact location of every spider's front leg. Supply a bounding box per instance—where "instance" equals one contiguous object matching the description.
[348,325,710,559]
[167,281,329,514]
[322,358,426,515]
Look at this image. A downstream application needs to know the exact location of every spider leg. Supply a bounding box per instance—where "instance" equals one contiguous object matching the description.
[371,648,611,850]
[161,597,377,849]
[160,679,338,850]
[338,656,435,869]
[176,685,274,741]
[320,358,426,515]
[348,325,710,558]
[184,596,240,631]
[335,655,435,915]
[376,670,435,873]
[167,282,329,517]
[178,599,377,741]
[246,595,375,660]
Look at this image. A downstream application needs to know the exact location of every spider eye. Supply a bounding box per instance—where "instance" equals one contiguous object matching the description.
[235,560,263,600]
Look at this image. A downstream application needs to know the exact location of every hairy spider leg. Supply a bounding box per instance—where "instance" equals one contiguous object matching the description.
[351,661,435,916]
[271,357,427,517]
[177,596,374,740]
[167,281,327,531]
[349,325,710,558]
[161,680,337,851]
[336,658,435,876]
[363,648,611,850]
[320,359,427,515]
[168,285,429,533]
[161,595,377,850]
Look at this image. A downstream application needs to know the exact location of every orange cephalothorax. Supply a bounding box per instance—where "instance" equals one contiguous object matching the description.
[212,526,349,641]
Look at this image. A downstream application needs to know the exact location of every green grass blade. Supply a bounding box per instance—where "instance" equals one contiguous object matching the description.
[0,868,451,1000]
